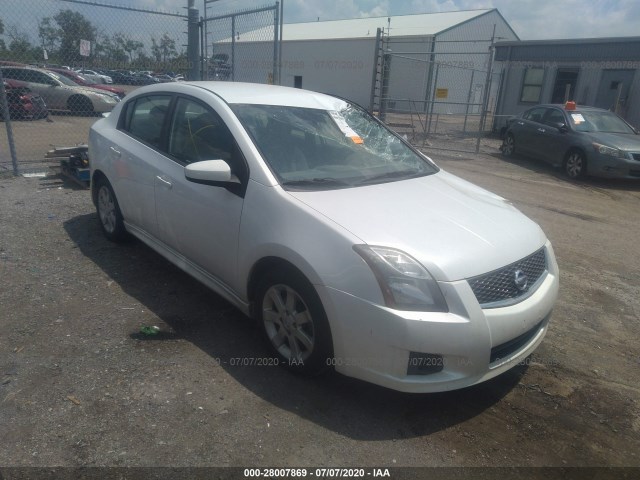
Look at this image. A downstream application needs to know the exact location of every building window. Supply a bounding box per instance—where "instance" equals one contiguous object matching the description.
[294,76,302,89]
[520,68,544,103]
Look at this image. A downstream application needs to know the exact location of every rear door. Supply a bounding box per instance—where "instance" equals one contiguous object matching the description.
[111,94,173,238]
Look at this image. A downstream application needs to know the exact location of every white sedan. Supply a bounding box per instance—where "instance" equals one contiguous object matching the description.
[89,82,559,393]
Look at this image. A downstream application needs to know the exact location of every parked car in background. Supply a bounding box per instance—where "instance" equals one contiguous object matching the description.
[75,69,113,84]
[103,70,140,85]
[89,81,559,393]
[48,68,126,99]
[131,73,161,85]
[152,74,176,83]
[1,66,120,115]
[502,102,640,179]
[0,79,48,120]
[209,53,231,80]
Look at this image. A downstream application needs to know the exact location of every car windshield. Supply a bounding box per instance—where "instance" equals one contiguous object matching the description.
[231,103,437,189]
[569,110,635,134]
[48,71,78,87]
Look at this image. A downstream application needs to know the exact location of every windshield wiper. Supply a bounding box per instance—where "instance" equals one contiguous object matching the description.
[281,177,351,188]
[356,169,423,185]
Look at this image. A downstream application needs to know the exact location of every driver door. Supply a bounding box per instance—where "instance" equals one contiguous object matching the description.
[153,95,248,290]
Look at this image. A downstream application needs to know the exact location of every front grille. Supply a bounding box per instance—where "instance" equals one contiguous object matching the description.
[468,248,547,307]
[631,153,640,161]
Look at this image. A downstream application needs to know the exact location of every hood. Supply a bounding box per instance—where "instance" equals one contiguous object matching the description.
[586,131,640,151]
[288,171,547,281]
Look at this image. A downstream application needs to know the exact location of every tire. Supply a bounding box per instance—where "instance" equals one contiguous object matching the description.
[564,150,586,179]
[255,268,333,376]
[68,95,94,116]
[95,177,128,242]
[501,133,515,157]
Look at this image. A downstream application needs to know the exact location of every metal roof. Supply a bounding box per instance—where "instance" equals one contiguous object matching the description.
[232,9,494,42]
[495,36,640,62]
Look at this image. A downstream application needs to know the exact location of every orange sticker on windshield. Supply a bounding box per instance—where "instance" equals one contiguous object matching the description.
[351,136,364,144]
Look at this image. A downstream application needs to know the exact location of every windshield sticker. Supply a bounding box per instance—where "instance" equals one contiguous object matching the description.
[330,111,363,144]
[571,113,585,124]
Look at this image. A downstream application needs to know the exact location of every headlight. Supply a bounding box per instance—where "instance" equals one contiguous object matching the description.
[593,143,625,158]
[353,245,448,312]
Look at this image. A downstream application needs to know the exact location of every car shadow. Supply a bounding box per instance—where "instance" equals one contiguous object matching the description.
[491,152,640,191]
[63,212,528,441]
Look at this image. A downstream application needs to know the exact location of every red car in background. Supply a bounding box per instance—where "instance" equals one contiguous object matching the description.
[1,79,48,120]
[48,68,126,99]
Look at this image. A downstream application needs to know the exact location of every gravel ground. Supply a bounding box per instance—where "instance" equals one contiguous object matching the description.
[1,147,639,477]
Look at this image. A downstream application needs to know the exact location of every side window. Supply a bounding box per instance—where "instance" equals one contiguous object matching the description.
[3,69,24,81]
[544,109,566,126]
[168,97,234,164]
[121,95,172,150]
[32,72,56,85]
[523,107,547,124]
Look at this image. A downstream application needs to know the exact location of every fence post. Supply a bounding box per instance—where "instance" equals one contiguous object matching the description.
[0,69,19,176]
[187,0,200,81]
[273,2,279,85]
[476,24,496,154]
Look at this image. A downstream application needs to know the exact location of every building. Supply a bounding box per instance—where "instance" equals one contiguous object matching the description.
[494,37,640,130]
[211,9,518,113]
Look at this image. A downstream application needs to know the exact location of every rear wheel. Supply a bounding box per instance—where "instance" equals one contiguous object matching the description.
[255,268,333,376]
[501,133,515,157]
[564,150,586,179]
[95,177,128,242]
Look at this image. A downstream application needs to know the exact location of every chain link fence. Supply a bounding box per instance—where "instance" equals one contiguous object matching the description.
[1,0,188,172]
[373,33,503,155]
[203,3,280,84]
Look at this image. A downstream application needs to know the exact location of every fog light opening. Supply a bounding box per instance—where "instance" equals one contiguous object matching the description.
[407,352,444,376]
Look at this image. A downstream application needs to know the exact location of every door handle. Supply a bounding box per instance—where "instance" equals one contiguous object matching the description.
[156,175,172,189]
[109,146,121,156]
[537,128,546,133]
[517,121,524,125]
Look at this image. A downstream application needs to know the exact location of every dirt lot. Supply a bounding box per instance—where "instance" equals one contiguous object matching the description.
[1,146,639,476]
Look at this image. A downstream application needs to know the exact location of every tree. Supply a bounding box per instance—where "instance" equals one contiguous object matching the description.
[6,25,35,61]
[151,33,177,63]
[113,33,144,63]
[38,17,60,54]
[53,9,96,63]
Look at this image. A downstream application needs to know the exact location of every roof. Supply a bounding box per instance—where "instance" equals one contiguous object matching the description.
[226,9,494,42]
[134,81,348,109]
[495,36,640,62]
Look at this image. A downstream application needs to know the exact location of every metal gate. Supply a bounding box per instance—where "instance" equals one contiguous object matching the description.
[202,3,281,84]
[370,28,503,155]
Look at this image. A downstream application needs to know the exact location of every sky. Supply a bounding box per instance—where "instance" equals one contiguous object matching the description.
[130,0,640,40]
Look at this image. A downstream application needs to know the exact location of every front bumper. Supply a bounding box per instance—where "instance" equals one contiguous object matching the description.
[317,243,560,393]
[589,153,640,179]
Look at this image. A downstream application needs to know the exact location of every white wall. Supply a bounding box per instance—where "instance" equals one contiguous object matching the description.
[431,10,518,114]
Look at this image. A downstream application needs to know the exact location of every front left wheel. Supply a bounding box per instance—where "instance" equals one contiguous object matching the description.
[564,150,587,179]
[255,268,333,376]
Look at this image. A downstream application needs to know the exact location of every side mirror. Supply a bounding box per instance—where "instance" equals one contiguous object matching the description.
[185,159,240,186]
[554,122,568,133]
